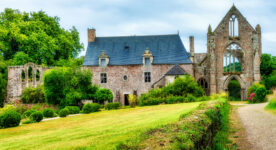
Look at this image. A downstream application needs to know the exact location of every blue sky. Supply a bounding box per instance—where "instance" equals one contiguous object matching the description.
[0,0,275,56]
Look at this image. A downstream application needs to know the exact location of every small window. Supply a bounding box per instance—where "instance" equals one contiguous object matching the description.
[123,75,128,81]
[145,58,150,66]
[101,73,107,83]
[101,59,106,67]
[144,72,151,83]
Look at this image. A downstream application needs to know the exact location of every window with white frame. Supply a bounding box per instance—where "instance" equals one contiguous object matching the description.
[100,73,107,83]
[144,72,151,82]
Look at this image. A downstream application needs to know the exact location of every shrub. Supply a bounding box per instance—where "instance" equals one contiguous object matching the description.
[105,102,120,110]
[22,120,36,124]
[43,67,95,106]
[0,105,16,114]
[15,104,27,114]
[22,109,36,118]
[247,83,265,97]
[65,106,80,114]
[21,85,45,103]
[166,96,185,104]
[82,103,101,114]
[0,110,21,128]
[128,94,137,107]
[228,79,241,100]
[254,87,267,103]
[30,111,43,122]
[266,97,276,109]
[59,108,69,117]
[43,108,55,118]
[185,94,196,102]
[94,89,113,104]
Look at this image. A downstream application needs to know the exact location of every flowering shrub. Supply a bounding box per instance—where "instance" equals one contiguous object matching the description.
[248,93,255,102]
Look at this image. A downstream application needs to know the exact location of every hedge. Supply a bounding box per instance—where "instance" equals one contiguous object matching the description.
[65,106,80,114]
[59,108,69,117]
[30,111,43,122]
[105,102,120,110]
[82,103,101,114]
[43,108,55,118]
[117,99,228,149]
[0,110,21,128]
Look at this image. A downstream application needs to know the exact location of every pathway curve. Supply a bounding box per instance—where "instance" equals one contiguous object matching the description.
[237,102,276,150]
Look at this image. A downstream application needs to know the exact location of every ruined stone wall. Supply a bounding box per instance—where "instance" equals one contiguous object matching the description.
[85,64,193,105]
[6,63,51,103]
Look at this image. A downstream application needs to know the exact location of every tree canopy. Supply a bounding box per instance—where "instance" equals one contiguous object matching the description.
[0,8,83,65]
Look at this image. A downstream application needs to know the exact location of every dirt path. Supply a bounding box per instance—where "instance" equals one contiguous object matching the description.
[237,102,276,150]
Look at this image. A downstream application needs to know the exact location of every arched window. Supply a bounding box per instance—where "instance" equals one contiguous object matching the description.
[28,66,33,82]
[197,78,209,95]
[36,70,40,81]
[229,15,239,37]
[223,43,242,73]
[21,70,25,82]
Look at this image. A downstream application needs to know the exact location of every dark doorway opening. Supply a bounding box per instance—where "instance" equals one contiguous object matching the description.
[197,78,209,96]
[228,79,241,100]
[124,94,129,106]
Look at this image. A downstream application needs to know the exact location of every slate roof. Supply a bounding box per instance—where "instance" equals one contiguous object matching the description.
[83,34,192,66]
[165,64,187,75]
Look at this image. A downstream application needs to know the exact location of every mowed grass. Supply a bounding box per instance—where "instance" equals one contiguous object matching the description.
[0,102,200,150]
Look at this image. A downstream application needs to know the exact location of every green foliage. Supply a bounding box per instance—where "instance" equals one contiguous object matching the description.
[22,109,36,118]
[82,103,101,114]
[42,108,54,118]
[30,111,43,122]
[59,108,69,117]
[128,94,137,107]
[105,102,120,110]
[21,85,45,103]
[254,87,267,103]
[260,54,276,90]
[266,97,276,109]
[0,57,9,107]
[55,57,84,67]
[43,67,97,106]
[94,89,113,104]
[0,104,16,114]
[138,75,205,106]
[12,52,32,65]
[64,106,80,114]
[247,82,265,97]
[0,8,83,65]
[22,120,36,124]
[0,110,21,128]
[228,79,241,100]
[15,104,28,114]
[263,70,276,90]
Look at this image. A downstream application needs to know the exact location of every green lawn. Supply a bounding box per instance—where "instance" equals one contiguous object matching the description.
[0,102,200,150]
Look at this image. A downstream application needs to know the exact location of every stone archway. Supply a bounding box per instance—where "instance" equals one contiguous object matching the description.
[223,75,246,100]
[197,77,209,96]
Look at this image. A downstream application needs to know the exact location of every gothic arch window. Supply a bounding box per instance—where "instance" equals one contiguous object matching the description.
[197,78,209,95]
[21,70,25,82]
[28,66,33,82]
[223,43,243,73]
[229,15,239,37]
[36,70,40,81]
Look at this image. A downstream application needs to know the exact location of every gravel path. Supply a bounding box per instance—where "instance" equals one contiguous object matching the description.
[237,102,276,150]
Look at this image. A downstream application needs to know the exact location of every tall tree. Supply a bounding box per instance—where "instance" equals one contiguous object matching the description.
[0,8,83,65]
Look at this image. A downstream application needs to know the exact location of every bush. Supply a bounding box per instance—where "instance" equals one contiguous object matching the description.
[21,85,45,103]
[166,96,185,104]
[43,67,96,106]
[15,104,27,114]
[0,110,21,128]
[185,94,196,102]
[128,94,137,107]
[247,83,265,97]
[0,105,16,114]
[228,79,241,100]
[65,106,80,114]
[43,108,54,118]
[266,97,276,109]
[59,108,69,117]
[105,102,120,110]
[30,111,43,122]
[22,120,36,124]
[82,103,101,114]
[94,89,113,104]
[22,109,36,118]
[254,87,267,103]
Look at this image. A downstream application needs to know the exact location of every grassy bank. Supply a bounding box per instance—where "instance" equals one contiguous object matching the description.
[0,102,200,150]
[265,96,276,114]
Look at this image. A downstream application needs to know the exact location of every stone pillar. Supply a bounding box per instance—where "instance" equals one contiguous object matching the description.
[208,35,217,94]
[189,36,195,62]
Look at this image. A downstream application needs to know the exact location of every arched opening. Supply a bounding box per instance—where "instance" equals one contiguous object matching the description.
[197,78,209,95]
[228,78,241,100]
[223,43,243,73]
[36,70,40,81]
[229,14,239,37]
[21,70,25,82]
[28,66,33,82]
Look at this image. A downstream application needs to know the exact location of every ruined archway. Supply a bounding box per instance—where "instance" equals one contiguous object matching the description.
[197,77,209,96]
[223,75,246,100]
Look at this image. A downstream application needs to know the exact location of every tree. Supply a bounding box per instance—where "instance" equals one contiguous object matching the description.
[260,54,275,77]
[0,8,83,65]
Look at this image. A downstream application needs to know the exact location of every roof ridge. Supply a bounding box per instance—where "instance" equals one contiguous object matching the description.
[96,33,179,38]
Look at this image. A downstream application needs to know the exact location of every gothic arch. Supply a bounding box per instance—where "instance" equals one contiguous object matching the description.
[223,75,245,90]
[197,77,209,96]
[223,43,244,73]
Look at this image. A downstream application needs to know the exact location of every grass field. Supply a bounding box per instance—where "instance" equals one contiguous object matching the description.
[0,102,200,150]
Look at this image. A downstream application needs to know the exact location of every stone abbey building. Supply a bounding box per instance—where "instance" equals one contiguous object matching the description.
[7,5,261,105]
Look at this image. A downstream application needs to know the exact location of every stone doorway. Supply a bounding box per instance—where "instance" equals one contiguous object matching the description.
[223,75,246,100]
[124,94,129,106]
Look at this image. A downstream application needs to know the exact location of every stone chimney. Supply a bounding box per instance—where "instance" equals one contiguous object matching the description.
[88,28,96,42]
[189,36,195,62]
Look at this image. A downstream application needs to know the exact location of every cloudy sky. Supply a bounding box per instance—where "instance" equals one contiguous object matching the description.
[0,0,275,56]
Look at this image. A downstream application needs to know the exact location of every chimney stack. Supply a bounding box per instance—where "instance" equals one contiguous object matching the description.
[88,28,96,42]
[189,36,195,62]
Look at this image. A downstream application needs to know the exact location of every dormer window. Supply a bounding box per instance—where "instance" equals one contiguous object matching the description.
[143,48,153,66]
[99,50,109,67]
